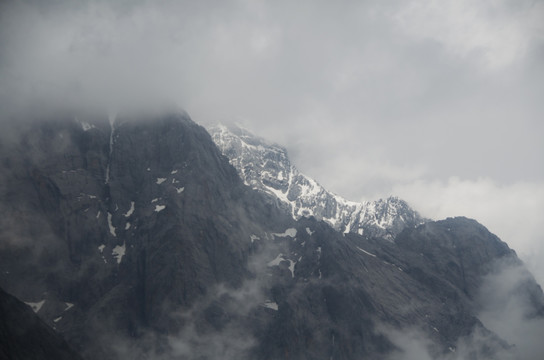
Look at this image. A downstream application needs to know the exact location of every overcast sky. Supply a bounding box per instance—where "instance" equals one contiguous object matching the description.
[1,0,543,282]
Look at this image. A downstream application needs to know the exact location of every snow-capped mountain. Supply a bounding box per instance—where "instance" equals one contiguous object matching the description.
[2,112,542,359]
[208,124,425,240]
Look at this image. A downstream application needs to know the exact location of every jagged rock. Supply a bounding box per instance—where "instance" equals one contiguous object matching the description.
[0,287,83,360]
[208,124,425,240]
[0,112,542,359]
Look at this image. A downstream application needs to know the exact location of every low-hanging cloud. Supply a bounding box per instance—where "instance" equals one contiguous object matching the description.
[382,258,544,360]
[1,0,542,301]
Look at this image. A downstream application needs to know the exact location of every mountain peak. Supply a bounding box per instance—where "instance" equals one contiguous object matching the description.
[208,123,425,240]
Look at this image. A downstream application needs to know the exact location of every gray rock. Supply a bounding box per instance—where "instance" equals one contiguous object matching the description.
[0,112,541,359]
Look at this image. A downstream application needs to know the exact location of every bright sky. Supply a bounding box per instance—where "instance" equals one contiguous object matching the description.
[1,0,543,283]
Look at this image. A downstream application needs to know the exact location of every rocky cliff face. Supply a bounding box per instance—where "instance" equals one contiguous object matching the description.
[208,124,424,240]
[0,112,542,359]
[0,287,83,360]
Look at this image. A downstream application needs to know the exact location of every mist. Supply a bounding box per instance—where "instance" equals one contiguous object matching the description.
[2,0,541,280]
[381,257,544,360]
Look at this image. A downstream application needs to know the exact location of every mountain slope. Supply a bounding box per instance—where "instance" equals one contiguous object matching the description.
[0,286,83,360]
[208,124,424,240]
[0,112,292,359]
[0,112,542,359]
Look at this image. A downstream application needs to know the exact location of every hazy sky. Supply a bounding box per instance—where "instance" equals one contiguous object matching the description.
[1,0,543,281]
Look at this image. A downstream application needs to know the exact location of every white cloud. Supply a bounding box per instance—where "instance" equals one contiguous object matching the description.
[0,0,542,284]
[393,0,544,69]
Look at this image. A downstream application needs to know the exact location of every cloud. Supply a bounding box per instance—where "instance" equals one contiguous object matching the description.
[393,0,544,69]
[477,261,544,360]
[0,0,542,281]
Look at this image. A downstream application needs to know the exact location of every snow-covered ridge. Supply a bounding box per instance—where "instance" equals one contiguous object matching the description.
[208,124,424,240]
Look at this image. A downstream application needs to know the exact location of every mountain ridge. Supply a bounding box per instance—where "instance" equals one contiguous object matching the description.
[0,111,542,359]
[208,123,425,240]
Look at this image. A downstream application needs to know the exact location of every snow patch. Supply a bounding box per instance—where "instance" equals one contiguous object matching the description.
[107,213,116,237]
[155,205,166,212]
[112,243,126,264]
[53,316,62,323]
[64,302,74,311]
[80,120,95,131]
[124,201,135,217]
[98,244,105,253]
[261,301,278,311]
[25,300,45,313]
[305,227,314,236]
[156,178,167,184]
[250,235,260,243]
[125,222,131,230]
[356,246,376,257]
[105,113,116,184]
[287,259,296,278]
[151,198,159,203]
[171,170,178,174]
[273,228,297,238]
[176,187,185,194]
[267,254,284,267]
[96,211,101,219]
[266,254,296,277]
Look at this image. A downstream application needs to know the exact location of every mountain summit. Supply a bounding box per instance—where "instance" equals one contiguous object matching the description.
[208,124,424,240]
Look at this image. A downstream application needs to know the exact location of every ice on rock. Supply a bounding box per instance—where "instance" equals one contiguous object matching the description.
[107,213,116,237]
[25,300,45,313]
[273,228,297,238]
[356,246,376,258]
[267,254,296,278]
[112,243,126,264]
[80,120,95,131]
[261,301,279,311]
[267,254,284,267]
[287,259,296,278]
[124,201,135,217]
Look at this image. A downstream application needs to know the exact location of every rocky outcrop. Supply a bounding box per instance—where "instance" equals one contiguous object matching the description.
[0,112,292,359]
[0,287,83,360]
[208,124,424,240]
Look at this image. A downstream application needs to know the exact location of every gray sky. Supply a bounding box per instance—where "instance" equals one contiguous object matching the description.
[1,0,543,282]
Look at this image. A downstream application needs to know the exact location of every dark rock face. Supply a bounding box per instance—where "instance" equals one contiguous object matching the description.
[0,112,542,359]
[0,286,83,360]
[0,112,292,358]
